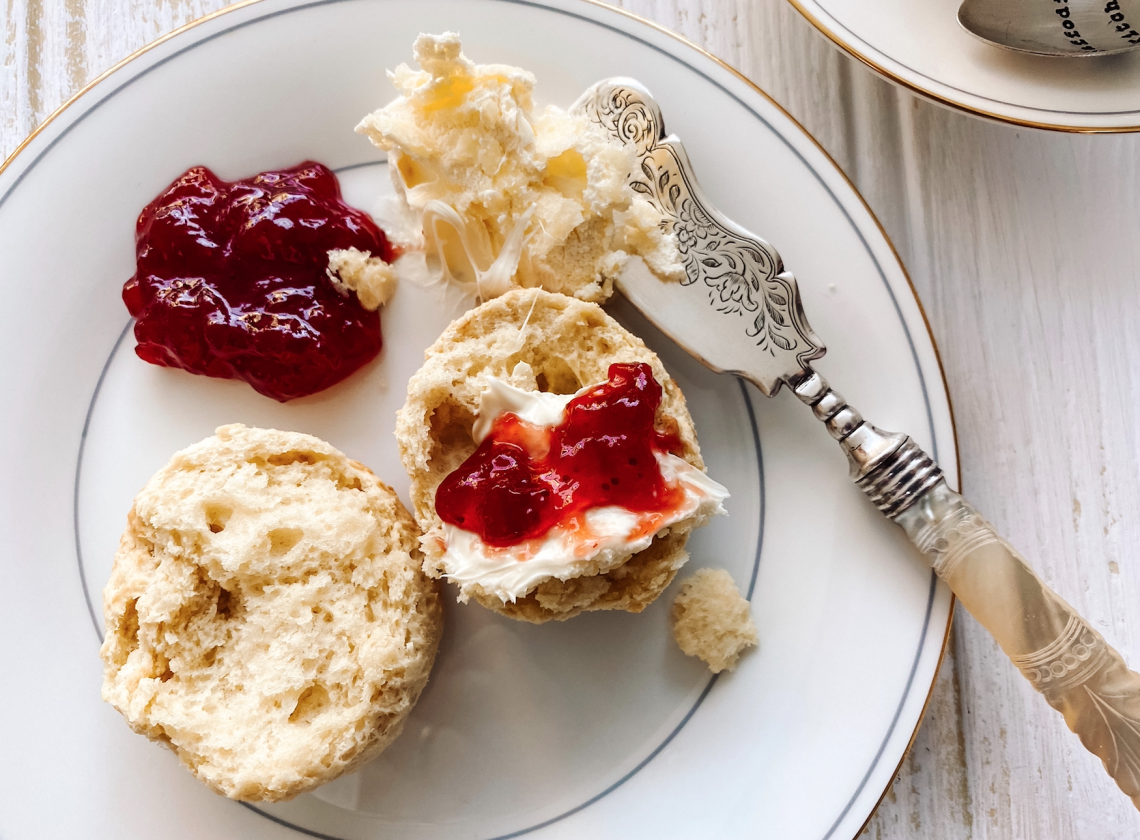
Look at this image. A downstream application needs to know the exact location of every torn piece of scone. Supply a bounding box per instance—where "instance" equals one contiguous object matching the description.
[99,424,443,802]
[355,32,683,304]
[672,568,758,673]
[396,289,728,623]
[326,246,398,310]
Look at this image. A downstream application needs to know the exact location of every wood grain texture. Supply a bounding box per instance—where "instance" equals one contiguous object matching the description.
[4,0,1139,836]
[1,0,219,157]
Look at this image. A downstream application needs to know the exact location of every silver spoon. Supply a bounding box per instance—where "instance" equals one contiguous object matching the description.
[958,0,1140,56]
[573,78,1140,809]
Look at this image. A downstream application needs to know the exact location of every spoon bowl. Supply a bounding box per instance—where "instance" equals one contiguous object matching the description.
[959,0,1140,56]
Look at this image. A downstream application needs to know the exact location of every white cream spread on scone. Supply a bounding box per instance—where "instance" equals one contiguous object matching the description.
[435,378,728,603]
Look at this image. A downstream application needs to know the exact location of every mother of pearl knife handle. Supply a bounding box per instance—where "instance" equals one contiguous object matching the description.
[791,372,1140,809]
[896,480,1140,809]
[573,78,1140,808]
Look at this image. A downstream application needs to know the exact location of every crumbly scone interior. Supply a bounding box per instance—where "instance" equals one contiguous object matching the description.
[100,425,442,802]
[396,289,706,622]
[671,568,759,673]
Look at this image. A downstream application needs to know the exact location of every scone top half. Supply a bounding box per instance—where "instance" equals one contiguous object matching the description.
[100,424,442,802]
[397,289,711,623]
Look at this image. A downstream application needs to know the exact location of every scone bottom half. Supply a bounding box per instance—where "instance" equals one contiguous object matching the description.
[99,424,443,802]
[397,289,720,624]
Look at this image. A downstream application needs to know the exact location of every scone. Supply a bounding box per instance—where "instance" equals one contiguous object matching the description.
[397,289,726,623]
[100,424,443,802]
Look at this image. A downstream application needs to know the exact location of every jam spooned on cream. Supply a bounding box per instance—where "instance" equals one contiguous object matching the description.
[123,162,392,402]
[435,363,688,547]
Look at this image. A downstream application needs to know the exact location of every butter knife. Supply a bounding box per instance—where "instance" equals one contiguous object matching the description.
[572,78,1140,809]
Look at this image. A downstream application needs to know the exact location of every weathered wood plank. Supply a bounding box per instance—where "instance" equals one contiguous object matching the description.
[1,0,218,160]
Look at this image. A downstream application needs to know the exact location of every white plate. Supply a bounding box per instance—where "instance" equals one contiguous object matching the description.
[0,1,954,838]
[789,0,1140,131]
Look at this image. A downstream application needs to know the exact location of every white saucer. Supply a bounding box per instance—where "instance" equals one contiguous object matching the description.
[0,1,954,838]
[790,0,1140,131]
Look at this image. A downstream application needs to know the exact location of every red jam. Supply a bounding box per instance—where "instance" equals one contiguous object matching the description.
[435,363,685,547]
[122,162,393,402]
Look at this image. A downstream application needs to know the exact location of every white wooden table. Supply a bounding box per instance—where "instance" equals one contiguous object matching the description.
[5,1,1139,836]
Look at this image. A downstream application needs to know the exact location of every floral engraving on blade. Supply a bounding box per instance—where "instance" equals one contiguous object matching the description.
[583,83,660,159]
[578,82,824,363]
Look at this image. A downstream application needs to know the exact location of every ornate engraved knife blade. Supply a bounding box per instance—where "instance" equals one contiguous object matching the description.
[573,78,824,397]
[573,78,1140,810]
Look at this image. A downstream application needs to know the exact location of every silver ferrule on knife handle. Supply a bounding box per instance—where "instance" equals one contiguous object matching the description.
[786,368,942,517]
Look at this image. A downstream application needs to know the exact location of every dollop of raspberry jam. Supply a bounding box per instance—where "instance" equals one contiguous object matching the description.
[122,161,392,402]
[435,363,685,547]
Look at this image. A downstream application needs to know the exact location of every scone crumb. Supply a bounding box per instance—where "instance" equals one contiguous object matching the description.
[327,247,397,310]
[671,568,758,673]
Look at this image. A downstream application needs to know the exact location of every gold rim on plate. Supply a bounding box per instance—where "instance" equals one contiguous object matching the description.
[785,0,1140,134]
[0,1,959,836]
